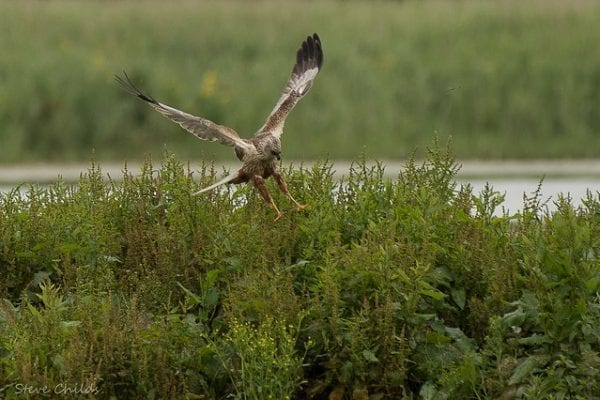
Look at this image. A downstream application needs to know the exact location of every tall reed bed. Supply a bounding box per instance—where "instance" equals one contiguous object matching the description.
[2,1,600,161]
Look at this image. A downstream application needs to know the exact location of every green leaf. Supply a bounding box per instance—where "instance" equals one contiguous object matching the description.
[61,320,82,329]
[585,275,600,293]
[509,356,549,385]
[433,266,454,286]
[26,303,42,321]
[517,334,551,346]
[425,331,451,345]
[362,349,379,363]
[52,354,66,375]
[204,288,219,308]
[501,306,527,327]
[177,282,201,306]
[30,271,51,287]
[451,288,466,310]
[445,326,476,352]
[419,382,437,400]
[419,288,447,301]
[58,242,80,253]
[581,323,593,337]
[407,313,437,325]
[203,269,220,289]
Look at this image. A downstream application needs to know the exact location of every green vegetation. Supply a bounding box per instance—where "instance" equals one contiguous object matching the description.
[2,0,600,162]
[1,146,599,399]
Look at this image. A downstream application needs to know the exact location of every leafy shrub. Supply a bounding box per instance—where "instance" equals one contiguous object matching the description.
[1,146,599,398]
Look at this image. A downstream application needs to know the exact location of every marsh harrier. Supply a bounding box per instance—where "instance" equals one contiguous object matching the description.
[116,33,323,220]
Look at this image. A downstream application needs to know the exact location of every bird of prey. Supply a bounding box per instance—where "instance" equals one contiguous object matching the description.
[115,33,323,220]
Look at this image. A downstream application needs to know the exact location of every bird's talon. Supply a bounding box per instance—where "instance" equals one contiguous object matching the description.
[295,204,308,211]
[274,212,285,221]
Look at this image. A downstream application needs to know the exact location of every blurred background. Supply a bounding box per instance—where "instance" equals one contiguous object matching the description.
[1,0,600,210]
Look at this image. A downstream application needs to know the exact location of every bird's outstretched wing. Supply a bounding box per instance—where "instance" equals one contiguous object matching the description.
[256,33,323,138]
[115,72,253,152]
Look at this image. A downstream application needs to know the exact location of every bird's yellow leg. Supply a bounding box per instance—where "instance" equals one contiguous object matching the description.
[253,175,284,221]
[288,194,307,211]
[272,201,285,221]
[273,172,307,211]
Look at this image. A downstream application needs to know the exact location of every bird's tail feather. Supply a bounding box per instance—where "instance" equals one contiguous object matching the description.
[193,171,239,195]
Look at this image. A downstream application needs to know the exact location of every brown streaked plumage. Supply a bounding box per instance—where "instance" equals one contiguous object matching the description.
[115,33,323,220]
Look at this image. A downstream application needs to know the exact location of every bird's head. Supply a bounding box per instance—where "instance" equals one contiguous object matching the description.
[262,136,282,161]
[271,149,281,161]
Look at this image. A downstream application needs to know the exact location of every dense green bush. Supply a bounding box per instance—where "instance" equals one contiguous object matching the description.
[1,146,599,399]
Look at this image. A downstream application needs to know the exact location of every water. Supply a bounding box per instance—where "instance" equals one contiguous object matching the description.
[1,162,599,215]
[462,177,599,214]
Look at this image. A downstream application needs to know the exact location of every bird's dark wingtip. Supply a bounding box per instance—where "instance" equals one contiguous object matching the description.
[313,33,323,68]
[114,71,158,104]
[293,33,324,74]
